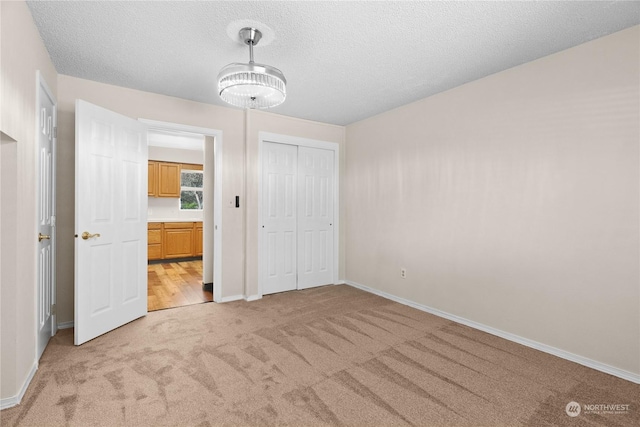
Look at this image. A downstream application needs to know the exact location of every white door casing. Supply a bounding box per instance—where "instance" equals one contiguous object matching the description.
[74,100,147,345]
[36,72,56,359]
[262,142,298,295]
[297,146,334,289]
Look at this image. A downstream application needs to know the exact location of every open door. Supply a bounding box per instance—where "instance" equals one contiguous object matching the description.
[74,100,148,345]
[36,73,57,359]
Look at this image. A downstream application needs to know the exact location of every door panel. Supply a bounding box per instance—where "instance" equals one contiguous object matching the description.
[37,78,55,360]
[297,146,334,289]
[75,100,147,345]
[89,244,112,313]
[122,240,142,302]
[262,142,298,295]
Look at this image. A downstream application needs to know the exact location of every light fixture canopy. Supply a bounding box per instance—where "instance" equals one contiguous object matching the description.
[217,27,286,109]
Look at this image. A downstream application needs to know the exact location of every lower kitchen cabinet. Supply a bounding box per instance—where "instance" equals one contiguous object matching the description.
[194,223,203,257]
[147,221,203,261]
[163,222,195,259]
[148,222,163,260]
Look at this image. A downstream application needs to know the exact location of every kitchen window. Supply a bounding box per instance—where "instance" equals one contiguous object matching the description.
[180,169,203,210]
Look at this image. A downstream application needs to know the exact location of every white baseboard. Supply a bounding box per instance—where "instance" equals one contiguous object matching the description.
[245,281,345,301]
[0,361,38,410]
[216,294,244,303]
[345,280,640,385]
[57,321,74,330]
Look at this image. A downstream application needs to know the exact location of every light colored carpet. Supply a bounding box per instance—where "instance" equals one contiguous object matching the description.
[2,285,638,426]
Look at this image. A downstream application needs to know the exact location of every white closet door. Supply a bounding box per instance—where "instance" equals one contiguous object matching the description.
[262,142,298,294]
[297,146,334,289]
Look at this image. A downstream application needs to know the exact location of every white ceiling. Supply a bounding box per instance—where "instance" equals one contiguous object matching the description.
[27,1,640,126]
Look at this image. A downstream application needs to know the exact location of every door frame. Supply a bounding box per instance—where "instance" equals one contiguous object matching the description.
[35,71,57,356]
[257,132,339,298]
[139,119,223,303]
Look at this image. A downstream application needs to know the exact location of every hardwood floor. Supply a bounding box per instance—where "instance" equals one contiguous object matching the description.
[147,260,213,312]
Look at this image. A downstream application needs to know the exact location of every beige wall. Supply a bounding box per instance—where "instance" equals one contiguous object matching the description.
[0,1,58,401]
[345,26,640,375]
[244,110,346,297]
[1,131,19,401]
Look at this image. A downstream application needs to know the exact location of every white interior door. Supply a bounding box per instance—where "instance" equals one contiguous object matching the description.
[37,75,56,359]
[262,142,297,295]
[74,100,147,345]
[297,146,334,289]
[261,142,336,295]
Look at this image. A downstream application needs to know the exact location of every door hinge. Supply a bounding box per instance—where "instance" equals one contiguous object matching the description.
[51,304,56,315]
[53,126,57,138]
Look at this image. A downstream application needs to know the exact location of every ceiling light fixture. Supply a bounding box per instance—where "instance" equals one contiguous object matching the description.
[217,27,286,109]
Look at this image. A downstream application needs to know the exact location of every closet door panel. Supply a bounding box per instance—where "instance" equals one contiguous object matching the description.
[262,142,298,295]
[297,146,334,289]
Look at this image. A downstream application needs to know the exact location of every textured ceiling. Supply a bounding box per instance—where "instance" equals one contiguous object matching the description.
[27,1,640,126]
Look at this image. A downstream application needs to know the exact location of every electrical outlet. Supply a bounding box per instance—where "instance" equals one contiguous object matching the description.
[400,268,406,279]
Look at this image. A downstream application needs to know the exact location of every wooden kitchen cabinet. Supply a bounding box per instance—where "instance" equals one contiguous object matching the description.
[148,161,158,196]
[147,222,162,260]
[157,162,181,197]
[163,222,194,259]
[194,222,203,256]
[148,221,204,261]
[181,163,203,171]
[148,161,181,198]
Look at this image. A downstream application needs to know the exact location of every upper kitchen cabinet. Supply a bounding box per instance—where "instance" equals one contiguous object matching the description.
[148,161,181,198]
[158,162,181,197]
[148,161,158,196]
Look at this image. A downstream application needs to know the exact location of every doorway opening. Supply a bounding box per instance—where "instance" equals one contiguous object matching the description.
[141,119,223,310]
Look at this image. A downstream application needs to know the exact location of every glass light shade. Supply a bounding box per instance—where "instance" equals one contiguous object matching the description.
[217,62,286,109]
